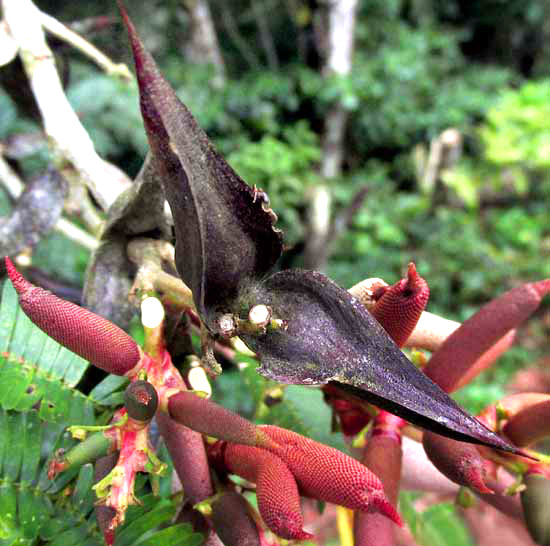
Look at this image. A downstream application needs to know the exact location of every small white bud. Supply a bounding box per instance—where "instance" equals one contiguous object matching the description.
[188,367,212,398]
[141,296,165,329]
[248,304,272,326]
[217,314,236,337]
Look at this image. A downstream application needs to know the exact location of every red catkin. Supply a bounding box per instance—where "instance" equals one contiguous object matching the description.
[5,257,140,375]
[167,391,275,448]
[503,400,550,447]
[260,425,403,526]
[452,329,516,391]
[422,431,493,494]
[424,279,550,392]
[477,392,550,432]
[222,443,312,540]
[156,412,213,507]
[371,262,430,347]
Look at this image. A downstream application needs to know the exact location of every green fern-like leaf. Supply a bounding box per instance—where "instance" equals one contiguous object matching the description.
[0,280,130,422]
[0,281,199,545]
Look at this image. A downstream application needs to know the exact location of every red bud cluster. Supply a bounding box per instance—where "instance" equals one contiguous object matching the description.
[209,425,402,539]
[260,425,402,524]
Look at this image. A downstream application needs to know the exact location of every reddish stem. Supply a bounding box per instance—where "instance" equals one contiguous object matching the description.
[354,411,404,546]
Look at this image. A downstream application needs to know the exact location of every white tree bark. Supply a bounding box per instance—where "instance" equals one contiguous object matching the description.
[304,0,358,270]
[2,0,131,210]
[0,154,98,250]
[184,0,226,89]
[321,0,358,178]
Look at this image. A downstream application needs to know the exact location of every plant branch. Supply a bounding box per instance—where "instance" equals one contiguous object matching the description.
[37,8,132,79]
[0,151,24,199]
[320,0,358,178]
[251,0,279,70]
[182,0,226,88]
[0,154,98,250]
[220,3,261,70]
[127,238,195,310]
[2,0,132,210]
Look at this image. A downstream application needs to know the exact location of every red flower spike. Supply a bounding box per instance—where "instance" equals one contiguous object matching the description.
[477,393,550,433]
[167,391,276,448]
[452,329,516,391]
[260,425,403,525]
[220,442,312,540]
[371,262,430,347]
[355,411,404,546]
[503,399,550,447]
[5,257,140,375]
[425,279,550,393]
[422,431,493,494]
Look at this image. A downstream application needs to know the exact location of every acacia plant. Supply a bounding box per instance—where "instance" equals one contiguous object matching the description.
[1,3,550,546]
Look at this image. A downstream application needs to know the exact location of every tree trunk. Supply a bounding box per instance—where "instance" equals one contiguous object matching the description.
[321,0,358,178]
[304,0,358,271]
[183,0,226,89]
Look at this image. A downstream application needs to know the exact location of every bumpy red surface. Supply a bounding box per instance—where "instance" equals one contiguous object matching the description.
[371,262,429,347]
[5,257,140,375]
[223,443,312,540]
[168,391,271,447]
[260,425,402,525]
